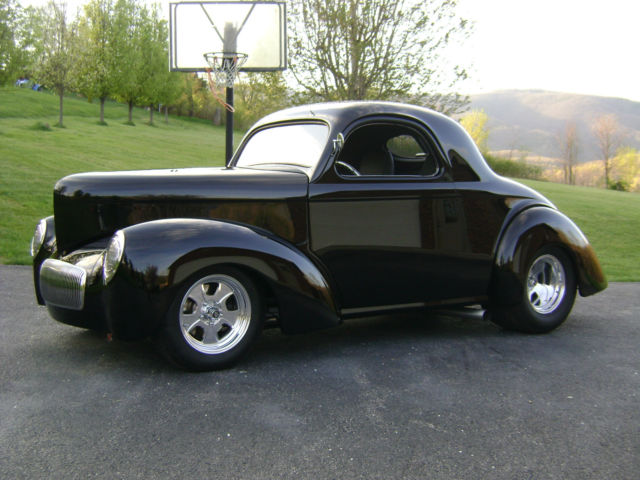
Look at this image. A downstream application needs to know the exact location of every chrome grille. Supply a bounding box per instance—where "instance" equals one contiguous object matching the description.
[39,259,87,310]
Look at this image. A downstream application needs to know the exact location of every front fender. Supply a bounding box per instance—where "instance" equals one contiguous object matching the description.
[108,218,339,336]
[491,206,607,305]
[33,215,58,305]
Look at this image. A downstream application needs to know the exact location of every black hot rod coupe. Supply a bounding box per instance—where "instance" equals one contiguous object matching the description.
[31,102,607,370]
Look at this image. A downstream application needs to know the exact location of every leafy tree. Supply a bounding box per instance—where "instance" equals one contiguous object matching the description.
[34,1,77,127]
[0,0,19,85]
[610,147,640,192]
[559,122,579,185]
[137,5,176,126]
[12,6,47,80]
[173,73,210,119]
[157,71,183,124]
[591,114,622,188]
[234,72,289,130]
[2,2,49,85]
[460,109,489,154]
[288,0,470,114]
[111,0,144,124]
[74,0,115,124]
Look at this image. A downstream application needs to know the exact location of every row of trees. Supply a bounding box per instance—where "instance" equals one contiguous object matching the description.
[559,114,640,190]
[462,109,639,191]
[2,0,178,127]
[1,0,471,128]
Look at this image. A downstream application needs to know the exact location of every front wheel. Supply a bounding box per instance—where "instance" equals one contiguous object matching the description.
[490,246,577,333]
[156,267,264,371]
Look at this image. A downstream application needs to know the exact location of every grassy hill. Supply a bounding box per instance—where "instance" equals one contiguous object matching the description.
[0,87,230,264]
[1,87,638,281]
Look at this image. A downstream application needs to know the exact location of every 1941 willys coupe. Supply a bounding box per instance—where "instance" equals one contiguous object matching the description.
[31,101,607,370]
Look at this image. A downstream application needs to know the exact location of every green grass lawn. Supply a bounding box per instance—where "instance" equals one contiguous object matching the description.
[1,87,638,281]
[0,87,230,264]
[519,179,640,282]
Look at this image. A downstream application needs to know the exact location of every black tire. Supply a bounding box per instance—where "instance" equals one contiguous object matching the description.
[155,266,264,371]
[490,246,577,334]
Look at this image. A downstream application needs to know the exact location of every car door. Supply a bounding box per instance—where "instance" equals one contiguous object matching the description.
[308,118,480,313]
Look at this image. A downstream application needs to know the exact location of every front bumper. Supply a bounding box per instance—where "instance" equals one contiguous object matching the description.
[34,236,171,340]
[35,248,111,333]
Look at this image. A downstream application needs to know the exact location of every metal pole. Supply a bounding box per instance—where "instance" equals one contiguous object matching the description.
[225,86,234,165]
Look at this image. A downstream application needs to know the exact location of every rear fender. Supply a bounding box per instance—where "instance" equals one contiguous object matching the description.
[491,206,607,306]
[110,219,339,335]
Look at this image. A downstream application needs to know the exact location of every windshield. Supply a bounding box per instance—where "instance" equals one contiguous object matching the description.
[235,123,329,172]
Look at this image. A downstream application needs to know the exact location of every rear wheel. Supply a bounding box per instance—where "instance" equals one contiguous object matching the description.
[156,266,264,370]
[491,246,576,333]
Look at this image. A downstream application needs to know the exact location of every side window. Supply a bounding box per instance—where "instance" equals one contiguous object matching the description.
[386,134,438,176]
[387,135,422,157]
[335,123,439,177]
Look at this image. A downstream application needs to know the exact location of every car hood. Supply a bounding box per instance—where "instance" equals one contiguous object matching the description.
[53,167,309,254]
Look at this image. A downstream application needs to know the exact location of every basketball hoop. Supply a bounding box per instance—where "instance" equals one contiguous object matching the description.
[169,1,287,165]
[203,52,247,112]
[204,52,248,88]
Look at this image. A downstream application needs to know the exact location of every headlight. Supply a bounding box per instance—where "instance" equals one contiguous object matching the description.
[30,219,47,257]
[103,230,125,284]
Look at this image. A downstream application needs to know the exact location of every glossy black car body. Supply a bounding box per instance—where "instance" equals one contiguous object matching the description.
[32,101,607,370]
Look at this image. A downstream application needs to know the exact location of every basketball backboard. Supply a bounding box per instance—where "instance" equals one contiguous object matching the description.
[169,1,287,72]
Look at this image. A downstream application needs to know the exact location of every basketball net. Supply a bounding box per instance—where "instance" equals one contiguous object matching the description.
[204,52,248,112]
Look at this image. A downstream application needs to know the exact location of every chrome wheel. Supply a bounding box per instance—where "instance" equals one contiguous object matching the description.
[179,274,251,354]
[526,254,566,314]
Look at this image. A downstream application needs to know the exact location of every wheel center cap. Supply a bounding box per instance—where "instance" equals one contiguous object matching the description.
[201,303,221,322]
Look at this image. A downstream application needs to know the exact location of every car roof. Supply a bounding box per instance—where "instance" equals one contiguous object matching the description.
[253,101,448,130]
[250,101,495,180]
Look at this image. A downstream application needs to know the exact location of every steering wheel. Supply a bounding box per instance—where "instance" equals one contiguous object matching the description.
[335,160,361,176]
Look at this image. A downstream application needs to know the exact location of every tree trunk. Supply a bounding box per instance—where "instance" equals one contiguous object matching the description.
[128,101,133,124]
[213,107,222,126]
[58,88,64,127]
[149,104,154,125]
[164,105,169,124]
[100,97,106,124]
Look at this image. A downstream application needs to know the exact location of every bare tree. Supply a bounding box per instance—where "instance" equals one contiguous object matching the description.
[289,0,471,114]
[559,122,579,185]
[591,114,621,187]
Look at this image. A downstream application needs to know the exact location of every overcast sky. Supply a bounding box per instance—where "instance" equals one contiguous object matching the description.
[456,0,640,101]
[20,0,640,103]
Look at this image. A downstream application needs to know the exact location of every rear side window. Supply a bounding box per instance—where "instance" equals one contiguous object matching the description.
[387,135,422,157]
[336,123,440,177]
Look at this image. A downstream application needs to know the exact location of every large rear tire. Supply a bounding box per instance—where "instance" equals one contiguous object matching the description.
[156,266,264,371]
[490,246,576,334]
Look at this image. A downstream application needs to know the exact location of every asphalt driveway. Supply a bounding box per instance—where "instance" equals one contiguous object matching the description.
[1,265,638,479]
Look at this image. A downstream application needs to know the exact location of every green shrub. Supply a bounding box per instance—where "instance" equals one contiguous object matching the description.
[30,121,52,131]
[607,179,630,191]
[485,154,542,180]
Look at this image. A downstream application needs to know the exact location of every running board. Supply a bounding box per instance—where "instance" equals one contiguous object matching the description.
[433,307,488,321]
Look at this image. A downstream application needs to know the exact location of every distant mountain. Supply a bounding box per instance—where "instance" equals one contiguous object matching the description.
[469,90,640,162]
